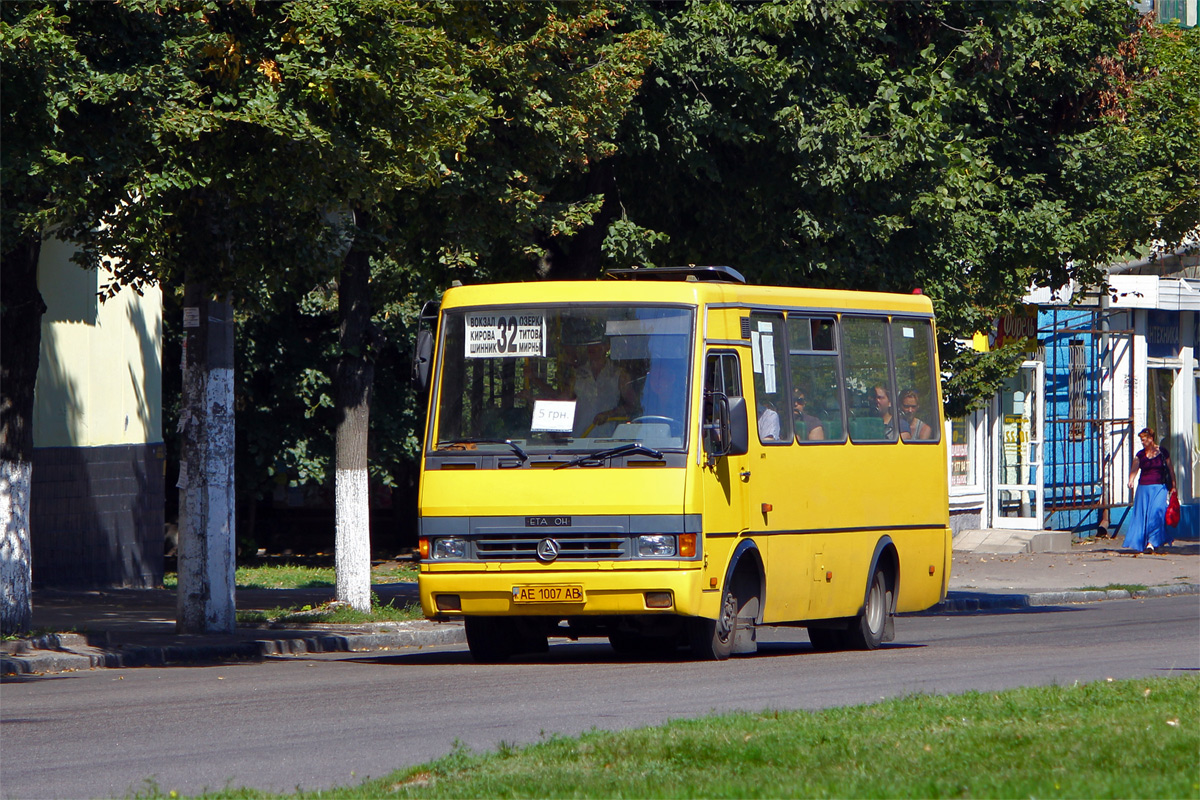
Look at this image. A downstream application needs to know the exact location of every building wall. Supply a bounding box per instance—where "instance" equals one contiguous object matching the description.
[31,237,165,587]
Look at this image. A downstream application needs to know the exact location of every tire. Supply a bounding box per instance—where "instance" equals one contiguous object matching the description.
[608,629,642,656]
[845,568,890,651]
[609,630,680,657]
[464,617,514,663]
[688,582,737,660]
[806,627,846,652]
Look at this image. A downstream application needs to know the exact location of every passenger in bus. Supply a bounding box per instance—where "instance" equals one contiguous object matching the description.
[898,389,933,441]
[792,389,825,440]
[636,360,686,421]
[570,340,626,435]
[873,385,895,438]
[758,401,781,441]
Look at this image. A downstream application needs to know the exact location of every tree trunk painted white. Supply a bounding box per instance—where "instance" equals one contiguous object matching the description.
[335,465,371,610]
[0,460,33,636]
[176,289,237,634]
[334,239,374,613]
[2,235,44,636]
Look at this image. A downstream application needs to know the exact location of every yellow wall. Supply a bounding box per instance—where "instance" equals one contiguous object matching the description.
[33,236,163,448]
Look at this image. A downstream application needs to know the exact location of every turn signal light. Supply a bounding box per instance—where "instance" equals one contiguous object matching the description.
[418,538,429,559]
[680,533,696,558]
[929,564,936,576]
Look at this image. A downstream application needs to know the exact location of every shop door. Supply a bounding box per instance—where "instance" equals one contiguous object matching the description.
[992,361,1044,529]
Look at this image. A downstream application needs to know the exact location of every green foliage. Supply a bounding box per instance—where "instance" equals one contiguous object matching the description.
[594,1,1198,411]
[8,1,1198,520]
[389,2,663,282]
[202,3,660,507]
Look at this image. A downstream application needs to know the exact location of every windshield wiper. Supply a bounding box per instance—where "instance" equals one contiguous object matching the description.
[555,443,664,470]
[436,438,528,464]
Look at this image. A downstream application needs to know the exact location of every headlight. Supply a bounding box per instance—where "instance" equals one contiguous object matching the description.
[637,534,676,557]
[432,537,468,559]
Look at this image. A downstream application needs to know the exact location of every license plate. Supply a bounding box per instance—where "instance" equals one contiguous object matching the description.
[512,585,585,603]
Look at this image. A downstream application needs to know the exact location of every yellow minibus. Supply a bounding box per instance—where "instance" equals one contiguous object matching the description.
[414,266,950,661]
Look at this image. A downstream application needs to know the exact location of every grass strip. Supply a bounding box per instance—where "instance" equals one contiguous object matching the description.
[236,597,422,625]
[163,562,417,591]
[147,674,1199,799]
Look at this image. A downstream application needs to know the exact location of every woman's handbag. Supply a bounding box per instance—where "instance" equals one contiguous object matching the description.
[1165,490,1181,528]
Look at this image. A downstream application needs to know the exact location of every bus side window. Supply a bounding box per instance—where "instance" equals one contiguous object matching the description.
[892,318,940,443]
[787,315,843,442]
[705,351,742,397]
[750,312,790,444]
[842,316,897,443]
[704,351,744,456]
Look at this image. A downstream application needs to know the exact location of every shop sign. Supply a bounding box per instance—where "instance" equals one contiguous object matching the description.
[1146,310,1180,358]
[991,307,1038,353]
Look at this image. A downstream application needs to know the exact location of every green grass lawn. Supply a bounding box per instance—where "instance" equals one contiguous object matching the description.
[162,561,417,590]
[147,675,1199,799]
[161,562,423,625]
[235,596,422,625]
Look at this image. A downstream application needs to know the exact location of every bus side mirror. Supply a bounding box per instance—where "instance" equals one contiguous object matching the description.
[726,396,749,456]
[704,394,749,461]
[411,299,440,390]
[412,328,434,389]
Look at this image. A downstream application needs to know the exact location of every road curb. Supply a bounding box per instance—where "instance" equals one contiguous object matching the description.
[928,583,1200,613]
[1,622,465,676]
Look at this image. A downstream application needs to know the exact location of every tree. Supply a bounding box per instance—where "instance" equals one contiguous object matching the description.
[2,0,490,625]
[76,0,491,617]
[388,2,661,284]
[2,3,165,634]
[563,0,1197,414]
[190,2,661,562]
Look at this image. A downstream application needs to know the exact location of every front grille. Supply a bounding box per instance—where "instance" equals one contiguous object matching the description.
[475,532,628,560]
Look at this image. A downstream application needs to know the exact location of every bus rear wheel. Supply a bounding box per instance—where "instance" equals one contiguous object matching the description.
[845,568,890,651]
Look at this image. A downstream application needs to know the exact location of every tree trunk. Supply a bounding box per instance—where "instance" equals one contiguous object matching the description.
[334,237,374,612]
[176,283,237,634]
[0,235,44,636]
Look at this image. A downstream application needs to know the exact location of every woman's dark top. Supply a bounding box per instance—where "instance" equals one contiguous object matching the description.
[1136,448,1173,487]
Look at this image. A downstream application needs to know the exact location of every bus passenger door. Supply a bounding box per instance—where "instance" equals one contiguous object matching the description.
[699,351,750,592]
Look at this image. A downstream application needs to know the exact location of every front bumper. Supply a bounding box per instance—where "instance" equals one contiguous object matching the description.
[419,564,708,618]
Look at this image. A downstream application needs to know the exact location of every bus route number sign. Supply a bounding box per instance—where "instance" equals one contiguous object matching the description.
[465,312,546,358]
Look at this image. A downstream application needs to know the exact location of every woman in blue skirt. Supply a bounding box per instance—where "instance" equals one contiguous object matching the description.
[1124,427,1176,554]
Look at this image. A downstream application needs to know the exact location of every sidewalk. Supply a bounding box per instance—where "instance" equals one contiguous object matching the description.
[4,540,1198,676]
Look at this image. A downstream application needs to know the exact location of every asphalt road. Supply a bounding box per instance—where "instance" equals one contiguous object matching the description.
[2,596,1197,800]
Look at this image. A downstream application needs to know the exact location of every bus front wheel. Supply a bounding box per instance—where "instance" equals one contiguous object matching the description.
[688,584,737,660]
[464,617,514,663]
[845,568,890,650]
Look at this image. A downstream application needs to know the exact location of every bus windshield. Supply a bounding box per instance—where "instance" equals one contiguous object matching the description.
[434,305,694,453]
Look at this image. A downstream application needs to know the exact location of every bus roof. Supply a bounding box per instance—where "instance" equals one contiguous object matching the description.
[439,279,935,317]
